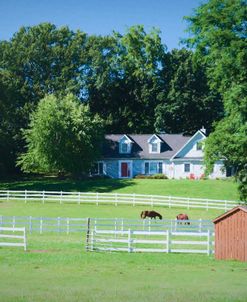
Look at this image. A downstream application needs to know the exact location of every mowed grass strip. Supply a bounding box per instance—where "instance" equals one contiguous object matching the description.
[0,200,224,220]
[1,234,247,302]
[0,178,240,200]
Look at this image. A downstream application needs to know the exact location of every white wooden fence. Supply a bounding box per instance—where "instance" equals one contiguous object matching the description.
[89,228,214,255]
[0,227,27,251]
[0,216,213,234]
[0,190,242,211]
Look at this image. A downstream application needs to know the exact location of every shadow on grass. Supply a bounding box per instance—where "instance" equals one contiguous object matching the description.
[0,176,135,193]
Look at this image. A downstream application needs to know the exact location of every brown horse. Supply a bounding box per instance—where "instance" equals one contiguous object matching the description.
[176,213,190,225]
[141,210,162,220]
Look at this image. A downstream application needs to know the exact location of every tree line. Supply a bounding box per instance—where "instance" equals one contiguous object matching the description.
[0,0,246,199]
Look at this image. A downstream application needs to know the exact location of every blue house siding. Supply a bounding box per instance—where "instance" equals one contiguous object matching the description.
[104,160,119,178]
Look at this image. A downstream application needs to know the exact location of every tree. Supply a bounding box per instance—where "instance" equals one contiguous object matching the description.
[0,23,88,174]
[155,49,222,134]
[185,0,247,200]
[17,94,104,177]
[84,25,165,133]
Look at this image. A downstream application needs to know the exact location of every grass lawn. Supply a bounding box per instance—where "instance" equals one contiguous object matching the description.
[1,234,247,302]
[1,178,245,302]
[0,200,224,220]
[0,177,240,200]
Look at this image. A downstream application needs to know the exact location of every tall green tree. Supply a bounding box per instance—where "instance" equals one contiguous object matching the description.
[185,0,247,200]
[85,25,165,133]
[0,23,88,174]
[155,49,222,134]
[17,94,104,177]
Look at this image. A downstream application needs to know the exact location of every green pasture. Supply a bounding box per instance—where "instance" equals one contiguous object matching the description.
[0,177,240,200]
[1,234,247,302]
[0,200,224,220]
[1,178,246,302]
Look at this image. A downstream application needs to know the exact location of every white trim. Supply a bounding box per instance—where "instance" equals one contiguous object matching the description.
[148,134,162,154]
[143,161,163,175]
[119,135,133,154]
[171,130,206,160]
[184,162,191,173]
[119,160,133,178]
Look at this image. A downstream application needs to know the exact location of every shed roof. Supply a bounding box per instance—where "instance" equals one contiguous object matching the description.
[213,206,247,224]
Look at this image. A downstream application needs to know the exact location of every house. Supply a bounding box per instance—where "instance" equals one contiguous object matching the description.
[213,206,247,261]
[92,128,226,179]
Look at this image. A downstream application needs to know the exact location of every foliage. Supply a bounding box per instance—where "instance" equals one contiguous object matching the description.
[85,25,165,133]
[155,49,223,134]
[185,0,247,200]
[134,174,168,179]
[17,94,104,176]
[0,23,88,174]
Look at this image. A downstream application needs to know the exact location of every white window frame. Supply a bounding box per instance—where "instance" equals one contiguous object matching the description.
[184,163,191,173]
[144,161,163,175]
[91,161,104,175]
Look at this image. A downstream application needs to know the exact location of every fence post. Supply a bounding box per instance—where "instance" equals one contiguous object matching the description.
[57,217,61,232]
[132,193,135,206]
[29,216,32,234]
[42,191,45,204]
[166,230,170,253]
[7,190,9,201]
[12,216,16,230]
[25,190,27,204]
[199,218,202,233]
[206,199,209,211]
[96,192,99,206]
[67,218,70,234]
[207,230,211,255]
[40,218,43,234]
[187,197,190,209]
[115,193,118,206]
[128,229,132,252]
[86,218,91,251]
[23,227,27,251]
[169,196,171,208]
[224,200,227,212]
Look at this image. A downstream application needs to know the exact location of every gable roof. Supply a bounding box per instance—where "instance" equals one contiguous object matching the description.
[102,133,192,159]
[171,130,206,160]
[213,206,247,224]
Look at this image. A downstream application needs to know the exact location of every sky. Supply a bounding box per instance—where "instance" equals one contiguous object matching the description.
[0,0,204,50]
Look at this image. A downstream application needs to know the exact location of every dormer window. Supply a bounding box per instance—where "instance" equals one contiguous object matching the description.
[148,135,162,154]
[121,142,128,153]
[119,135,132,154]
[151,142,158,153]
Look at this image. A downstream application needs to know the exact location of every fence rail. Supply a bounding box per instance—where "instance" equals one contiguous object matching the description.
[88,228,214,255]
[0,216,213,234]
[0,190,242,211]
[0,227,27,251]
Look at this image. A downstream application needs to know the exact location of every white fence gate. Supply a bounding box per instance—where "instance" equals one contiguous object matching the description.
[88,228,214,255]
[0,227,27,251]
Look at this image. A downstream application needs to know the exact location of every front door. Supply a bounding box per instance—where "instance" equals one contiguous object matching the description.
[120,162,131,178]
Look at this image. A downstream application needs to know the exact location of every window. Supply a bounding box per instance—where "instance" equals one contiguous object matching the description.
[196,141,202,150]
[144,162,163,175]
[151,143,158,152]
[121,143,128,153]
[184,163,190,173]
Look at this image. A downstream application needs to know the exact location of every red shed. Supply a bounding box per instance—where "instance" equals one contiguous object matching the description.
[213,206,247,261]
